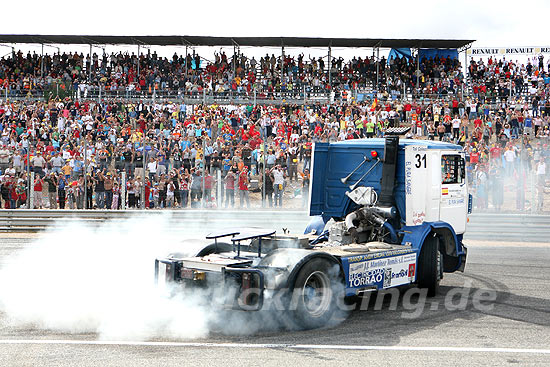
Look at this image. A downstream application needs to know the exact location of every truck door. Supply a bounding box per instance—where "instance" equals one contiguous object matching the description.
[405,145,441,226]
[439,153,467,234]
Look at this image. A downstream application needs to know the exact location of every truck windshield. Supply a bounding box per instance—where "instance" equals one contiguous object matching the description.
[441,155,465,184]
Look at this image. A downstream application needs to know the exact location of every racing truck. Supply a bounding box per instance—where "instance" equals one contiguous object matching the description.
[155,127,470,329]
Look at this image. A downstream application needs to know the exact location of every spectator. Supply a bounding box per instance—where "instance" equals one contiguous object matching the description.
[271,165,285,207]
[238,167,250,209]
[58,174,67,209]
[44,173,58,209]
[224,169,235,208]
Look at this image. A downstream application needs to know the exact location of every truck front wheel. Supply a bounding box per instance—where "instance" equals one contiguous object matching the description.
[417,234,441,297]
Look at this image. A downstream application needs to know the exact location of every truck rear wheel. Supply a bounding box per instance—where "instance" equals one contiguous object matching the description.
[417,234,441,297]
[291,258,342,329]
[195,242,233,256]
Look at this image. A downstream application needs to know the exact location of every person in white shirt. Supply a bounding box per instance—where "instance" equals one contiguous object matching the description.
[271,165,285,207]
[451,116,461,140]
[147,157,158,181]
[503,147,516,176]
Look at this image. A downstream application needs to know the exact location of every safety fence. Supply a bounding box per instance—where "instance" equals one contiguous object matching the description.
[0,210,548,242]
[1,83,536,106]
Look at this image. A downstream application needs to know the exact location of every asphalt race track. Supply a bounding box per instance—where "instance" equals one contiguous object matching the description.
[0,234,549,366]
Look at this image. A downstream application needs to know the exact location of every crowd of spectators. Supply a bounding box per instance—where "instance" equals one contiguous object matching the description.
[0,94,548,211]
[0,52,549,212]
[0,48,466,99]
[469,55,550,102]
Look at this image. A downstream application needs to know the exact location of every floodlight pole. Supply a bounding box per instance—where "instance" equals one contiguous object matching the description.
[281,44,284,81]
[185,45,188,79]
[89,44,92,83]
[141,128,146,210]
[26,137,31,209]
[201,138,206,208]
[464,49,468,97]
[328,45,332,91]
[416,47,420,98]
[233,44,236,79]
[262,141,266,208]
[83,133,87,209]
[41,44,44,79]
[137,44,140,80]
[376,46,380,92]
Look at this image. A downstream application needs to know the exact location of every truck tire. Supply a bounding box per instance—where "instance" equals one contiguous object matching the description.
[195,242,233,257]
[417,234,441,297]
[290,258,342,329]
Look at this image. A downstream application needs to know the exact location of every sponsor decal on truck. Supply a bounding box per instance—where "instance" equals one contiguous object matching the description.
[346,253,417,289]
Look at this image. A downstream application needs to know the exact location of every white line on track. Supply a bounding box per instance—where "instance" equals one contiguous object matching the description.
[0,340,549,354]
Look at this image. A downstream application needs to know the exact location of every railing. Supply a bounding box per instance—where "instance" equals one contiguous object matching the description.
[0,209,548,242]
[0,86,540,106]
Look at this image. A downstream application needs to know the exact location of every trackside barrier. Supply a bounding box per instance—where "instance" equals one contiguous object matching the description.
[0,210,548,242]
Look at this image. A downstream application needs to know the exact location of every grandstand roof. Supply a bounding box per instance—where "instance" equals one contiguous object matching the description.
[0,35,474,49]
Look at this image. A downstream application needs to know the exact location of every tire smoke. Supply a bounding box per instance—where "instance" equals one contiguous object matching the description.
[0,214,346,340]
[0,215,213,340]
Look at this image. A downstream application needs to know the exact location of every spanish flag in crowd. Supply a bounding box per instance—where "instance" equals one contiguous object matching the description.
[370,98,378,111]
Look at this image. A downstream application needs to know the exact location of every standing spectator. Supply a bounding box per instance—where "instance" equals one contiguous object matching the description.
[58,174,67,209]
[238,167,250,208]
[95,171,106,209]
[158,176,167,208]
[85,175,94,209]
[1,176,11,208]
[127,178,137,208]
[166,179,175,208]
[190,169,202,207]
[33,175,43,209]
[112,183,120,210]
[224,169,235,208]
[204,172,214,203]
[452,115,461,141]
[437,123,445,141]
[0,145,9,173]
[147,157,158,181]
[44,173,58,209]
[179,170,189,208]
[300,169,310,209]
[262,168,274,208]
[272,165,285,207]
[15,178,26,209]
[489,162,503,211]
[287,144,298,182]
[104,172,114,209]
[503,146,516,176]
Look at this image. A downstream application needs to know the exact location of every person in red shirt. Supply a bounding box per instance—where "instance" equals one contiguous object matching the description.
[489,144,501,159]
[452,99,459,115]
[238,167,250,208]
[314,124,323,136]
[474,117,482,129]
[144,178,151,209]
[470,149,480,167]
[203,173,214,202]
[33,176,43,209]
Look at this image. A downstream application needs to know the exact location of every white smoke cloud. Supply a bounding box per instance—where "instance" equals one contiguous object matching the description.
[0,215,214,340]
[0,214,347,340]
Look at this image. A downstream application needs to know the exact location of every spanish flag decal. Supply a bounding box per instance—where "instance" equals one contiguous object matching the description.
[442,188,449,196]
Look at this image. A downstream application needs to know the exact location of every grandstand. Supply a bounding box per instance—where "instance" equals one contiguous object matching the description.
[0,34,473,105]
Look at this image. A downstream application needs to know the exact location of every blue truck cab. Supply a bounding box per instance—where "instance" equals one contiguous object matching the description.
[307,131,468,298]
